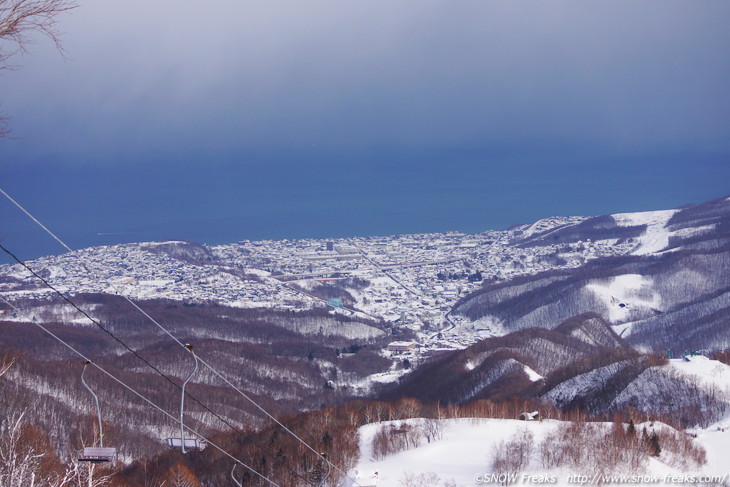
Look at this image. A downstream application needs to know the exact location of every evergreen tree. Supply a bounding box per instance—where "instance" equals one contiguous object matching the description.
[648,432,661,456]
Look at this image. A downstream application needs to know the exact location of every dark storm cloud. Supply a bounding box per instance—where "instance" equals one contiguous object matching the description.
[2,0,730,263]
[3,0,729,161]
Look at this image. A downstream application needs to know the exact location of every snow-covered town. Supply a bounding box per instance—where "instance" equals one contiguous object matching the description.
[1,213,649,351]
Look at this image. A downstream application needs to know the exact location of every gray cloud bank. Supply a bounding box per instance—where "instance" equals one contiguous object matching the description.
[2,0,728,162]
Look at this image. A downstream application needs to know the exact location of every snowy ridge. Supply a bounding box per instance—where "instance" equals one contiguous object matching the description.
[454,198,730,351]
[543,359,637,408]
[611,357,730,423]
[513,216,587,239]
[612,209,678,255]
[612,208,719,256]
[543,354,730,425]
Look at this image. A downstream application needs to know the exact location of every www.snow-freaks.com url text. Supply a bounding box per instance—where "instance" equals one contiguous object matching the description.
[474,473,729,485]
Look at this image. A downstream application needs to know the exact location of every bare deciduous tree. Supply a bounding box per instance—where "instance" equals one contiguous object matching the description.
[490,428,534,483]
[400,471,442,487]
[0,0,77,137]
[165,463,201,487]
[1,354,14,376]
[0,410,84,487]
[0,411,43,487]
[423,418,444,443]
[63,460,113,487]
[0,0,76,63]
[0,109,8,138]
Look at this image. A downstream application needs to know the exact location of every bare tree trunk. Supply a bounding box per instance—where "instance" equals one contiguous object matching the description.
[0,354,14,376]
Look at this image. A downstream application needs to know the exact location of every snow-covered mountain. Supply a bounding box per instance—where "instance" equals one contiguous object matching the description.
[1,194,729,485]
[453,196,730,352]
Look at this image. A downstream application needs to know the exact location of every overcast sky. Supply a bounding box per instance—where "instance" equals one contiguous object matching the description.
[2,0,729,262]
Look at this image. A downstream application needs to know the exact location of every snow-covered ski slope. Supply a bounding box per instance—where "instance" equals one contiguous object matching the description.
[349,418,730,486]
[348,356,730,486]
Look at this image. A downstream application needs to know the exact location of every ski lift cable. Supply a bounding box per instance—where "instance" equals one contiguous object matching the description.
[0,294,282,487]
[1,188,363,486]
[320,453,332,487]
[0,189,74,253]
[0,243,358,486]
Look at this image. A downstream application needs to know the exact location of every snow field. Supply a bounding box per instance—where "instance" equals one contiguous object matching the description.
[523,365,544,382]
[612,209,678,256]
[586,274,660,324]
[669,355,730,391]
[348,417,730,487]
[351,355,730,486]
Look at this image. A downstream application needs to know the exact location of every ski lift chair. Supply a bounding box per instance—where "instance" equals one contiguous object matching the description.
[166,437,207,451]
[78,361,117,463]
[231,464,243,487]
[166,344,207,453]
[79,447,117,464]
